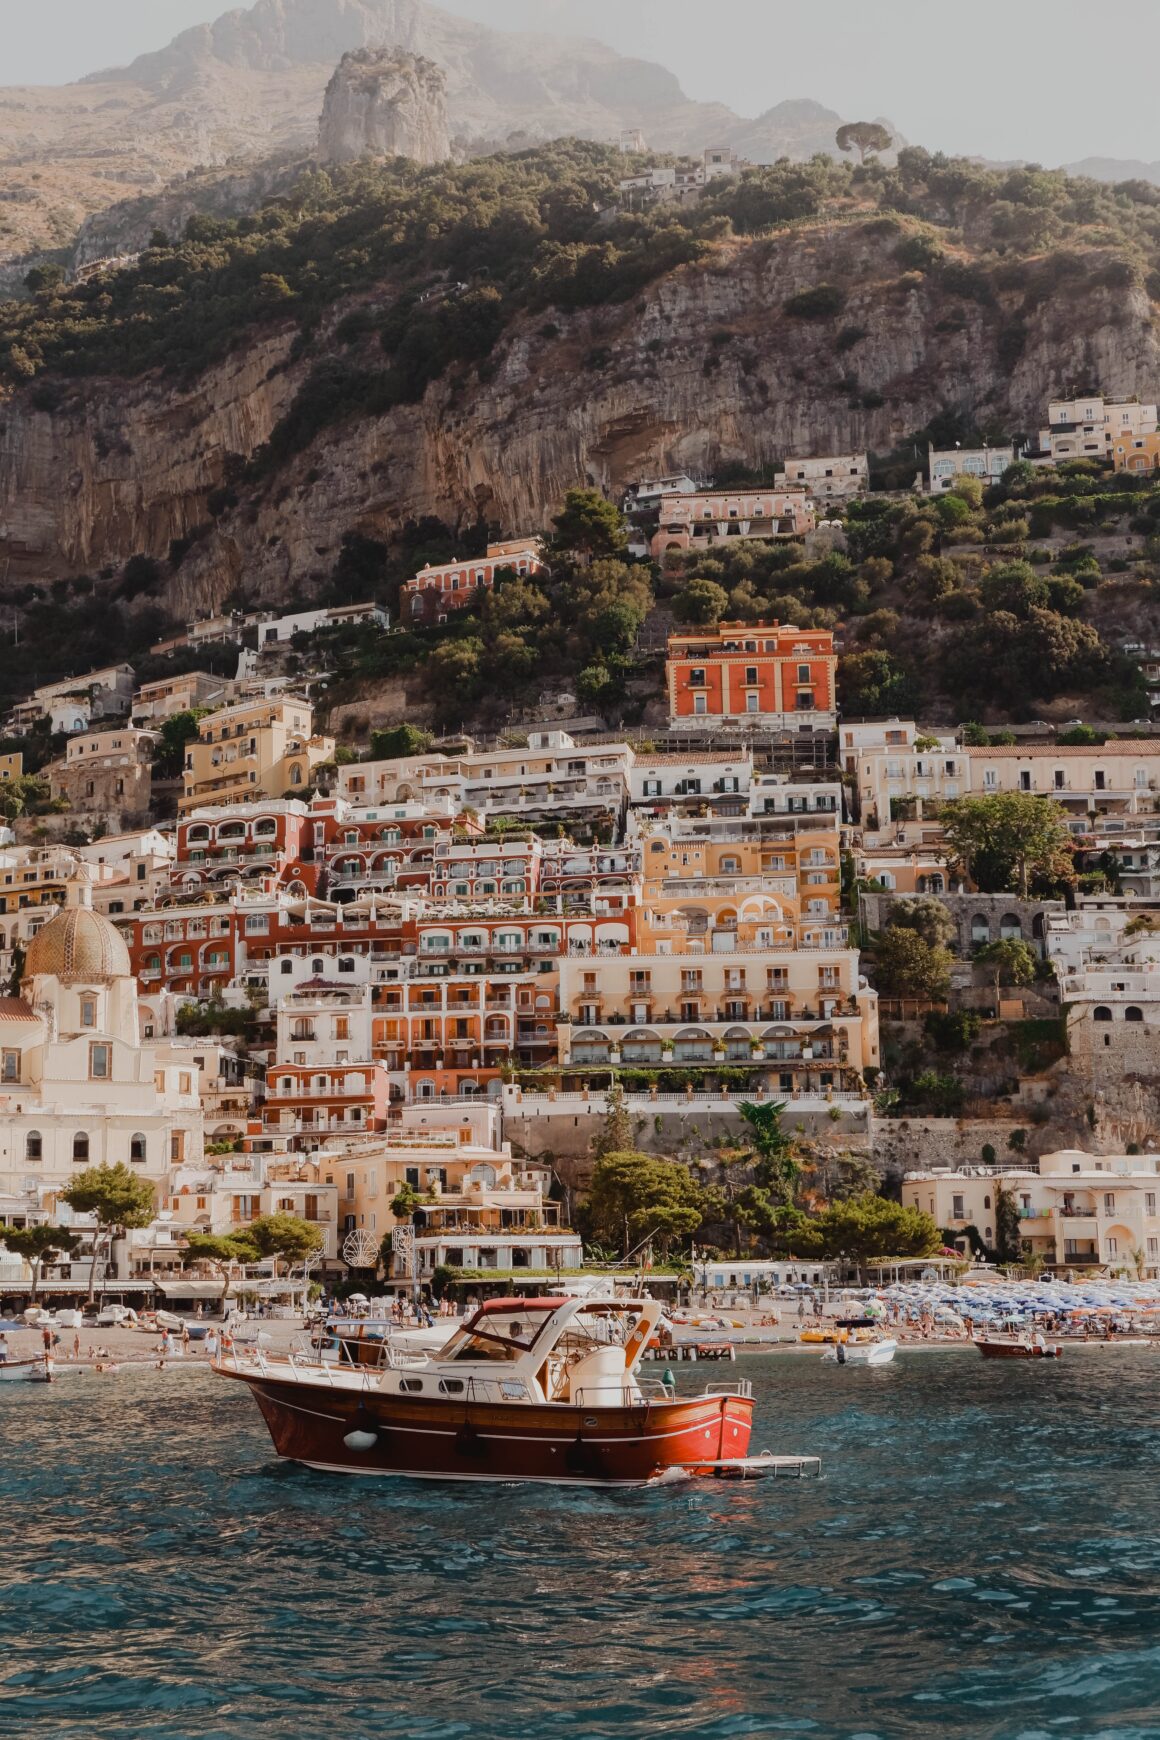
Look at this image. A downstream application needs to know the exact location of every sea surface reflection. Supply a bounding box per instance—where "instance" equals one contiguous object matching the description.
[2,1348,1158,1738]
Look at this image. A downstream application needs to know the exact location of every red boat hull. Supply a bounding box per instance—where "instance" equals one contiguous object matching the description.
[221,1368,754,1485]
[976,1338,1062,1360]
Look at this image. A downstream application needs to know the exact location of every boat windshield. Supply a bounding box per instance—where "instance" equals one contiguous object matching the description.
[443,1311,544,1363]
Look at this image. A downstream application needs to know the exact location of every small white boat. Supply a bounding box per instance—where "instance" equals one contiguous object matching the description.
[822,1318,898,1367]
[0,1355,51,1382]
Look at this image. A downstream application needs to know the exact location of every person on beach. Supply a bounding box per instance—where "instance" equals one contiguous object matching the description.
[0,1332,8,1365]
[72,1331,80,1361]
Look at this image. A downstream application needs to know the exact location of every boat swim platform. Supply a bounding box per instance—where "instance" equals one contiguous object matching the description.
[643,1344,737,1361]
[677,1451,822,1480]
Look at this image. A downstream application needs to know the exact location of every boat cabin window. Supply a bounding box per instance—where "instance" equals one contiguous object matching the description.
[438,1378,464,1394]
[401,1377,424,1392]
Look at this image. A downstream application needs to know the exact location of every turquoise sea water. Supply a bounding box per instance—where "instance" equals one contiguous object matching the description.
[3,1348,1160,1739]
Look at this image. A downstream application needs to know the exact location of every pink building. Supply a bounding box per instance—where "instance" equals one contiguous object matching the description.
[401,538,546,623]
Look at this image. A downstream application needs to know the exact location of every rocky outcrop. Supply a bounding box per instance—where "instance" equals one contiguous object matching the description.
[318,48,448,164]
[3,221,1160,608]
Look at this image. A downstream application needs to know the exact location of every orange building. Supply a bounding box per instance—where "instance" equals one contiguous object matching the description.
[666,621,837,732]
[1113,431,1160,474]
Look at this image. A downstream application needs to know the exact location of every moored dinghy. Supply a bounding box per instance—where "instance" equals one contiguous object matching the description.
[976,1331,1062,1360]
[822,1318,898,1366]
[0,1355,52,1382]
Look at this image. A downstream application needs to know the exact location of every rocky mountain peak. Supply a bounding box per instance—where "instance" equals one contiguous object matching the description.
[318,46,449,164]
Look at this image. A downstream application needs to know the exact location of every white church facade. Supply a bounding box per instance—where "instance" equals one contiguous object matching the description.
[0,896,203,1197]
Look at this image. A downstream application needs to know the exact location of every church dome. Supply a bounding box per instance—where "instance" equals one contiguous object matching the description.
[23,905,131,983]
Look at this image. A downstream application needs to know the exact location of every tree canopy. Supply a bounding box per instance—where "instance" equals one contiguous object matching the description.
[941,792,1074,896]
[869,927,953,1000]
[585,1150,706,1259]
[0,1225,80,1302]
[61,1162,156,1301]
[551,489,628,559]
[245,1213,324,1269]
[835,122,894,164]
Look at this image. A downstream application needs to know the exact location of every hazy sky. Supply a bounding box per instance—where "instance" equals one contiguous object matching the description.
[6,0,1160,167]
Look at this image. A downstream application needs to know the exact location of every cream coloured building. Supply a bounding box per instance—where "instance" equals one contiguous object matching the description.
[0,895,203,1197]
[904,1149,1160,1276]
[180,695,334,815]
[132,670,235,724]
[317,1119,576,1281]
[49,726,156,821]
[1040,395,1158,463]
[557,942,877,1098]
[968,741,1160,819]
[775,452,868,502]
[846,724,966,828]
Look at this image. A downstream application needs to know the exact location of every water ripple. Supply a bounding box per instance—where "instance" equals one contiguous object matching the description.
[1,1353,1158,1737]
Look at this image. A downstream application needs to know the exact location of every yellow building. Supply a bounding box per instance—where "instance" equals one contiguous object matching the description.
[180,696,334,815]
[639,815,844,939]
[0,752,22,787]
[1113,431,1160,473]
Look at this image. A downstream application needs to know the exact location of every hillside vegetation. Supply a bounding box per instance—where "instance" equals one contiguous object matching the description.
[6,143,1160,399]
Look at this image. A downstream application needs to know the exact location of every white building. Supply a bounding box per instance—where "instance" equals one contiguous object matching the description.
[630,750,753,808]
[1043,899,1140,975]
[746,774,843,821]
[255,602,388,645]
[927,445,1015,494]
[1039,395,1158,463]
[8,663,135,736]
[624,473,701,511]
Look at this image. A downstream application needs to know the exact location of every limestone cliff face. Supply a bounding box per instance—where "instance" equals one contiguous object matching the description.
[0,330,298,604]
[318,47,449,165]
[3,223,1160,606]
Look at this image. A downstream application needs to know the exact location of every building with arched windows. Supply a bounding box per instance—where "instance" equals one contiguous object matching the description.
[904,1149,1160,1278]
[0,892,202,1196]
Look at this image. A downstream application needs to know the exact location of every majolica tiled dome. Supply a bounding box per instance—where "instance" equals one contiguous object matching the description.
[23,905,131,983]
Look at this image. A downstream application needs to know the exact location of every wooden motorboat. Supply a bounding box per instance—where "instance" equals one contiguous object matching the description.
[976,1334,1062,1360]
[0,1355,51,1382]
[217,1295,755,1486]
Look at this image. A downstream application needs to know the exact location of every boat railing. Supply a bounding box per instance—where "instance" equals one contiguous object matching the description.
[382,1344,429,1371]
[699,1379,753,1399]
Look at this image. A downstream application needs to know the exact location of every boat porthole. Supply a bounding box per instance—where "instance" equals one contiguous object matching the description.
[704,1430,711,1439]
[732,1427,738,1437]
